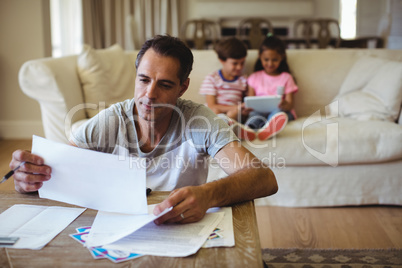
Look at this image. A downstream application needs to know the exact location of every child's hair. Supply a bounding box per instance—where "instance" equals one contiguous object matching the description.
[214,37,247,61]
[254,35,291,74]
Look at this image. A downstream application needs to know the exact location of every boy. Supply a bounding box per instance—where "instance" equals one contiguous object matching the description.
[199,37,255,140]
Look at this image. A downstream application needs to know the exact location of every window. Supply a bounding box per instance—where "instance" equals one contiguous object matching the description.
[50,0,83,57]
[340,0,357,39]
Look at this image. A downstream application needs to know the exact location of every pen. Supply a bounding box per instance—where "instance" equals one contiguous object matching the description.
[146,188,152,196]
[1,162,25,184]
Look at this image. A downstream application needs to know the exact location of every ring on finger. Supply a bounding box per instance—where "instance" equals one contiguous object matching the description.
[180,213,185,219]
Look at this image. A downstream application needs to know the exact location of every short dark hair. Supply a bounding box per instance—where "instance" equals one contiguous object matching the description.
[214,37,247,61]
[135,35,194,85]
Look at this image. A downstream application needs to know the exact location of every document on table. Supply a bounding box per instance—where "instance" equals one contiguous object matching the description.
[85,204,172,248]
[202,207,235,248]
[96,212,223,257]
[32,135,147,214]
[85,206,224,257]
[0,204,85,250]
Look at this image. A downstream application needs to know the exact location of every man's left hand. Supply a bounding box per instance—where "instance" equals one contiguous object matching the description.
[153,186,210,224]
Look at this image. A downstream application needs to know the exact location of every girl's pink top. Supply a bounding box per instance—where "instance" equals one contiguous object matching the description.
[247,71,298,96]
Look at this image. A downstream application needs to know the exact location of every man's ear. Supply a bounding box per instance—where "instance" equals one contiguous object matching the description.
[178,78,190,98]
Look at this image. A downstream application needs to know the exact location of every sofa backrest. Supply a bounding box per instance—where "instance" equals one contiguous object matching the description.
[19,47,402,144]
[127,48,402,118]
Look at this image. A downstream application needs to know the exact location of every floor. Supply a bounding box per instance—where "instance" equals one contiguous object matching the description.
[256,205,402,249]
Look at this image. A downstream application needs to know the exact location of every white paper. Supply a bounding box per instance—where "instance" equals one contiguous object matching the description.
[85,204,172,248]
[32,135,147,214]
[103,212,224,257]
[0,204,85,249]
[202,207,235,248]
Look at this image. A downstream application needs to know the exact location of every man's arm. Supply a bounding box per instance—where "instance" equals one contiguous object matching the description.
[200,141,278,207]
[153,141,278,224]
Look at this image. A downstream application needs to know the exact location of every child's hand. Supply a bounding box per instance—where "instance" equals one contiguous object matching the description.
[226,105,240,119]
[226,104,252,120]
[240,103,253,116]
[279,99,292,111]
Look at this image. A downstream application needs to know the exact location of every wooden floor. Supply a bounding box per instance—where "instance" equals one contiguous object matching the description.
[256,205,402,249]
[1,139,401,250]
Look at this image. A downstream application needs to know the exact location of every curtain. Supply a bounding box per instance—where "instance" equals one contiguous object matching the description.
[82,0,180,50]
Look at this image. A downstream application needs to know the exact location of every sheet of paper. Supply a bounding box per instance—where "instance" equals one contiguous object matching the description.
[32,135,147,214]
[103,211,224,257]
[202,207,235,248]
[0,204,85,250]
[85,204,172,248]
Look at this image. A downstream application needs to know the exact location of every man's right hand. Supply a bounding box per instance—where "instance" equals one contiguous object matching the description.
[10,150,51,193]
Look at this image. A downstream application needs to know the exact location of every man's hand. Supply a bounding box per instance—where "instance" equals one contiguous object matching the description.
[153,185,211,225]
[10,150,51,193]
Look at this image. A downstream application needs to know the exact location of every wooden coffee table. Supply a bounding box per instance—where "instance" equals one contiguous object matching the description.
[0,189,263,267]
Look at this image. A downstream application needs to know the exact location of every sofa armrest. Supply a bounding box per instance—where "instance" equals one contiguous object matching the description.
[19,55,87,144]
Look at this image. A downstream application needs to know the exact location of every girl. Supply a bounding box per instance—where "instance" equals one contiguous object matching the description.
[245,35,298,141]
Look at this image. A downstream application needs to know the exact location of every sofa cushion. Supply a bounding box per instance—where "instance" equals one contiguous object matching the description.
[332,56,402,122]
[77,44,135,118]
[243,116,402,166]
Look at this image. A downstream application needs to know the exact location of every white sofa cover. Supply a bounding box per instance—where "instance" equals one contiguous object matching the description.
[19,48,402,207]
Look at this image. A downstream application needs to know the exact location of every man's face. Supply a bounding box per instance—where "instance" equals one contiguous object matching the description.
[134,49,189,122]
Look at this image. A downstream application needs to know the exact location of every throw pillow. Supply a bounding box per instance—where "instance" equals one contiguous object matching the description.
[332,56,402,122]
[77,44,136,118]
[337,56,386,96]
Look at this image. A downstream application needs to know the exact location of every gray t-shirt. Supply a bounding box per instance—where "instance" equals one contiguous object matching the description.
[71,98,238,190]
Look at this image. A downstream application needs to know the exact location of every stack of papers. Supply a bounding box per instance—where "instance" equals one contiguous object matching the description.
[88,208,224,257]
[0,204,85,250]
[202,207,234,248]
[68,206,234,263]
[70,227,143,263]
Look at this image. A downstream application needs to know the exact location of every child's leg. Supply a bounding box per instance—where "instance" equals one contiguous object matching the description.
[231,122,256,141]
[218,113,256,141]
[245,111,268,130]
[257,109,289,141]
[267,108,295,122]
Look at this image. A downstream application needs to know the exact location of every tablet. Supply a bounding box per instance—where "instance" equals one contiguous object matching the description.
[244,96,281,114]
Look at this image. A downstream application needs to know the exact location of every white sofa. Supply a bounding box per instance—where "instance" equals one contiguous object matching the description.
[19,46,402,207]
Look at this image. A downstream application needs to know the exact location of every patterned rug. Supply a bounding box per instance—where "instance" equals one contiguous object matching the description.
[262,248,402,268]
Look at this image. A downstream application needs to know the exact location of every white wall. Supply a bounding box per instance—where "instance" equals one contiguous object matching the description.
[388,0,402,48]
[0,0,50,139]
[356,0,402,48]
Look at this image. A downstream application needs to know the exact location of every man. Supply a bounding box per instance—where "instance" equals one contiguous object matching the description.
[10,35,278,224]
